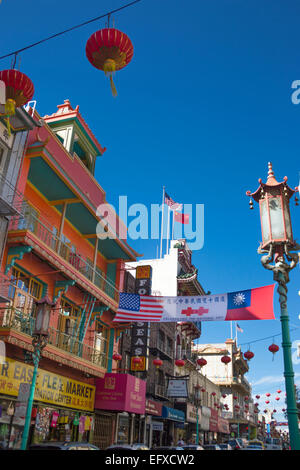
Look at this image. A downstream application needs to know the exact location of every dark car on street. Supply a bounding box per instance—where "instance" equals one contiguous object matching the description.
[29,441,99,450]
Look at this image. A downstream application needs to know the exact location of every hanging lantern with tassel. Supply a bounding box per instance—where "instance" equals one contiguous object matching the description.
[0,69,34,135]
[269,343,279,361]
[86,26,134,97]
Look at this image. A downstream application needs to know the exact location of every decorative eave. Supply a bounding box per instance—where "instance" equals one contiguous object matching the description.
[246,162,297,202]
[43,99,106,156]
[177,321,201,340]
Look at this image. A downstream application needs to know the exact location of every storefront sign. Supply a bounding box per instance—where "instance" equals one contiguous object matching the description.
[130,266,152,374]
[161,406,185,423]
[152,420,164,431]
[218,416,230,434]
[0,357,95,412]
[209,408,219,432]
[166,377,188,398]
[145,399,162,417]
[186,403,201,424]
[95,373,146,414]
[200,406,211,431]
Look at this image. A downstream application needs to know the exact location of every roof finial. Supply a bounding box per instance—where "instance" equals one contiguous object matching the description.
[266,161,278,185]
[267,162,274,180]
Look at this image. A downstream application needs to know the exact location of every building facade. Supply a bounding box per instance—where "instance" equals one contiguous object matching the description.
[193,339,258,441]
[0,100,138,450]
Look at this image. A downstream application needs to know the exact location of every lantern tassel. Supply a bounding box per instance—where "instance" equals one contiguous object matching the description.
[4,99,16,137]
[109,75,117,97]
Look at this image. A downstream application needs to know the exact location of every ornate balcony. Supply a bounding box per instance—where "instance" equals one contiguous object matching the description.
[0,306,107,373]
[7,211,119,308]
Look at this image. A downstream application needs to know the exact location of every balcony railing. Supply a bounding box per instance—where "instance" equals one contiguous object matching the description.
[0,173,24,217]
[0,306,107,368]
[149,338,174,360]
[8,211,118,302]
[147,382,169,399]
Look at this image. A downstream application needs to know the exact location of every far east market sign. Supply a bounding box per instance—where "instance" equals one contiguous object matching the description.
[0,357,95,412]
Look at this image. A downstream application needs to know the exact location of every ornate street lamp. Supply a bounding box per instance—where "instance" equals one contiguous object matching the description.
[21,295,54,450]
[247,162,300,450]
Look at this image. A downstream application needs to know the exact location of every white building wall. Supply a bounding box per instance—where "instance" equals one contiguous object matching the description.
[126,240,181,296]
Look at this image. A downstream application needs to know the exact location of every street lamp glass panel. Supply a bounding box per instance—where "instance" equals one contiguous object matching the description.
[269,197,285,240]
[260,199,270,244]
[283,199,293,241]
[34,303,51,336]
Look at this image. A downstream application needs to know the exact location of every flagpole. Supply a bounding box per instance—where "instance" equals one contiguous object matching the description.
[235,322,238,346]
[230,321,233,340]
[166,206,170,255]
[171,209,175,241]
[160,186,165,258]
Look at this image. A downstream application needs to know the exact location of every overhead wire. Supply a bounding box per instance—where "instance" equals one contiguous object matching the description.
[0,0,143,61]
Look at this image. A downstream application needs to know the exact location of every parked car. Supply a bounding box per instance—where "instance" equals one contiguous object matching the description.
[29,441,100,450]
[106,443,149,450]
[151,446,184,451]
[218,443,233,450]
[245,444,264,451]
[203,444,221,450]
[248,440,265,450]
[180,444,204,450]
[225,438,247,450]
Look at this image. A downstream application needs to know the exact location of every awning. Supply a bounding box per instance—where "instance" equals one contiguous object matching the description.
[161,406,185,423]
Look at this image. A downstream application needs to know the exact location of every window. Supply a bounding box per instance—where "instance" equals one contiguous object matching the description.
[0,145,6,172]
[9,267,43,314]
[94,324,109,367]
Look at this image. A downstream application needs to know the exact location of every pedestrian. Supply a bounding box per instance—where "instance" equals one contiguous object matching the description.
[177,438,185,446]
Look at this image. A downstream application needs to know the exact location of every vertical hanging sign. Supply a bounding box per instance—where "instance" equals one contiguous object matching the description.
[130,266,152,377]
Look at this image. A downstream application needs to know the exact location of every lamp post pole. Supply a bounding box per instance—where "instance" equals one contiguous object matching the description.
[20,337,46,450]
[247,162,300,450]
[20,295,54,450]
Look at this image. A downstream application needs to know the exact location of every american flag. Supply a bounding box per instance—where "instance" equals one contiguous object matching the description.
[236,323,244,333]
[113,293,164,322]
[165,192,182,211]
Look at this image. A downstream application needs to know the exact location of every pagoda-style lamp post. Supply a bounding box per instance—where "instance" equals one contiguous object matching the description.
[247,162,300,450]
[21,296,54,450]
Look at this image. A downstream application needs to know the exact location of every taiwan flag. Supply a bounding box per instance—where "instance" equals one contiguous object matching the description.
[225,285,275,321]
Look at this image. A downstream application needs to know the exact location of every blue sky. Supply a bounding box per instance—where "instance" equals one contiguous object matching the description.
[2,0,300,420]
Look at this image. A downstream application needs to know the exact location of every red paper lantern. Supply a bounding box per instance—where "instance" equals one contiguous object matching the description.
[233,396,238,400]
[0,69,34,134]
[264,410,268,413]
[277,389,282,394]
[266,393,270,397]
[266,400,270,404]
[269,343,279,359]
[133,357,142,365]
[175,359,185,367]
[273,409,277,413]
[153,358,163,368]
[282,408,286,412]
[211,392,216,396]
[112,353,122,361]
[244,350,254,361]
[86,27,134,97]
[221,355,231,365]
[256,395,260,399]
[222,394,227,398]
[275,397,280,401]
[201,388,206,393]
[197,357,207,367]
[244,396,249,401]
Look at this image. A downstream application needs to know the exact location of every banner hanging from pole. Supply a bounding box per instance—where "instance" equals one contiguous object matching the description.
[113,285,275,323]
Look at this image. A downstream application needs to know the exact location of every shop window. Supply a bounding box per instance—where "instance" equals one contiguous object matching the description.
[31,406,93,445]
